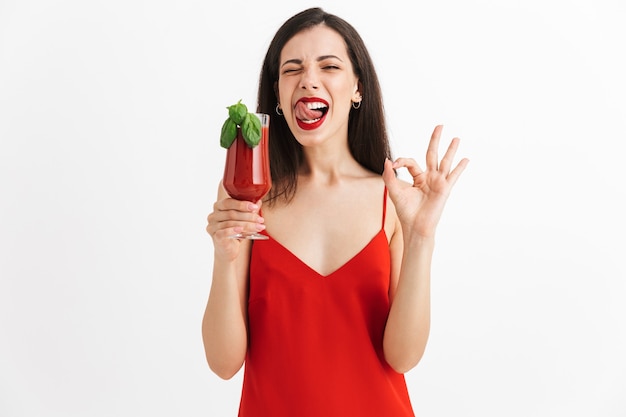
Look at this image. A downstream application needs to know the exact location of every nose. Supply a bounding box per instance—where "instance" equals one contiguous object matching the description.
[299,67,319,90]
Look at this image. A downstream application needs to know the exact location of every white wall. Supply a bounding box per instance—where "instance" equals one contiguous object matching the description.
[1,0,624,416]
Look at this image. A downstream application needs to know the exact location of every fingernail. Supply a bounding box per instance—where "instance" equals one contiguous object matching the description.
[248,203,259,211]
[257,216,265,223]
[255,223,266,231]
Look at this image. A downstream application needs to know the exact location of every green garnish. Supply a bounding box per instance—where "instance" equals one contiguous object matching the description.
[220,100,262,148]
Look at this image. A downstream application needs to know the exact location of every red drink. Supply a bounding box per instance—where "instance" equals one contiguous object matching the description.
[222,116,271,202]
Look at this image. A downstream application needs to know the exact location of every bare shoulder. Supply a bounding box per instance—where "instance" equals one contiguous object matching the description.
[384,186,401,245]
[383,174,413,243]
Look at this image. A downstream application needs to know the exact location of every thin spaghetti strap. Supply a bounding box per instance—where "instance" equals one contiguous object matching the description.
[381,186,388,229]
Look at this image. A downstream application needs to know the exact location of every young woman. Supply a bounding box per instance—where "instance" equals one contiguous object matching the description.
[203,7,468,416]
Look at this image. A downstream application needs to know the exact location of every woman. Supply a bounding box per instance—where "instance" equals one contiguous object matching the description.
[203,7,468,416]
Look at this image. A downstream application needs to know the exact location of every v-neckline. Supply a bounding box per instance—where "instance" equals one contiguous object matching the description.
[262,229,387,278]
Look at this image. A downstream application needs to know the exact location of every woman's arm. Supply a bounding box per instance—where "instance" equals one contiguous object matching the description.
[382,125,468,373]
[202,184,265,379]
[383,219,434,373]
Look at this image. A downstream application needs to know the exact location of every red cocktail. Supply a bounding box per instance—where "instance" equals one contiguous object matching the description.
[222,113,271,239]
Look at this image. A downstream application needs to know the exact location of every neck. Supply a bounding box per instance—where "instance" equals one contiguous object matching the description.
[299,145,365,185]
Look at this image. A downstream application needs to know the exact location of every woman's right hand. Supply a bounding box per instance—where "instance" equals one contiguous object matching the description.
[206,184,265,261]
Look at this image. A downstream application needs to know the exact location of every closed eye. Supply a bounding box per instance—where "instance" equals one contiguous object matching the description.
[282,67,302,75]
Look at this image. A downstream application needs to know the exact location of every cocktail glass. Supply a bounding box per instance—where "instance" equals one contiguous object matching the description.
[222,113,271,240]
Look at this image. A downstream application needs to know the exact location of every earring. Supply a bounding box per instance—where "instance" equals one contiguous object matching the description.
[352,100,362,109]
[275,103,283,116]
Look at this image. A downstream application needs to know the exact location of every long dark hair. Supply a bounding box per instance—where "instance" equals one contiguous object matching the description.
[257,7,392,203]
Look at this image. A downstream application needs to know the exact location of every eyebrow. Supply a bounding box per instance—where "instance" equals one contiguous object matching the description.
[280,55,344,68]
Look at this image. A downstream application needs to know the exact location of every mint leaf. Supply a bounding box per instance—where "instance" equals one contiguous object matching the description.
[227,100,247,125]
[241,113,262,148]
[220,100,262,149]
[220,118,237,149]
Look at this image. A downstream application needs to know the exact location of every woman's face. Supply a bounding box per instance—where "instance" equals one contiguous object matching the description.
[277,25,361,147]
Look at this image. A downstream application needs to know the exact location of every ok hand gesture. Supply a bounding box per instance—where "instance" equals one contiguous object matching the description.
[382,125,469,238]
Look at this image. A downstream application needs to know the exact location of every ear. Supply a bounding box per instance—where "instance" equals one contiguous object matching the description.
[352,80,363,102]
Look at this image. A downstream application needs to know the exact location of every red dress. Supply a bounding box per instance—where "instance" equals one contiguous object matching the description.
[239,188,415,417]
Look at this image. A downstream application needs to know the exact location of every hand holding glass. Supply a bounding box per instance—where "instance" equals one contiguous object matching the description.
[222,113,271,240]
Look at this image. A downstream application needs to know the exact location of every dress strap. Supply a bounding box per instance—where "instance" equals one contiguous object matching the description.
[382,186,388,230]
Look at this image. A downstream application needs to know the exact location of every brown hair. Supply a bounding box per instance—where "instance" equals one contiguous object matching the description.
[257,7,392,203]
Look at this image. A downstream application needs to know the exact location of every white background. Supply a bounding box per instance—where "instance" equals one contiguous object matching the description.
[1,0,625,416]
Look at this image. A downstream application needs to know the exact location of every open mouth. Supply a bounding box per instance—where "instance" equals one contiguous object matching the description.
[294,98,328,130]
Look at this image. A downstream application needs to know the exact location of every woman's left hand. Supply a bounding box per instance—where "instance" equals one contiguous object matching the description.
[382,125,469,238]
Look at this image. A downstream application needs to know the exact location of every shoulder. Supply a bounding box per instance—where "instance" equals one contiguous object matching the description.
[384,192,400,244]
[383,176,410,243]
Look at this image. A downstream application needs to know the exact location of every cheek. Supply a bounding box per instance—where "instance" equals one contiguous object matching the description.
[277,79,293,104]
[331,78,358,99]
